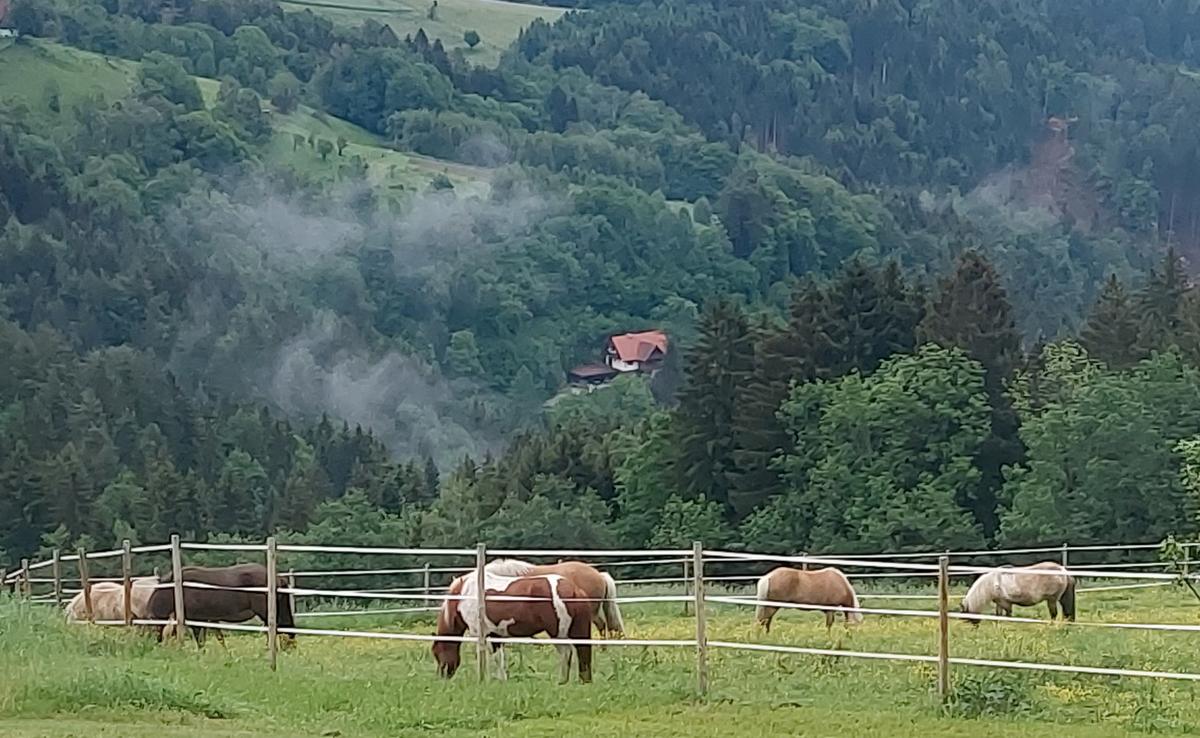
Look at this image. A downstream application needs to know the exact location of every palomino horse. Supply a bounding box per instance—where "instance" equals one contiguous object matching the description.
[960,561,1076,623]
[65,577,157,623]
[433,570,592,683]
[146,563,295,647]
[485,559,625,637]
[754,566,863,632]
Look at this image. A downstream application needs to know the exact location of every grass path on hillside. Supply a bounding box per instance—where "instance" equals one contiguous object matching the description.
[5,586,1200,736]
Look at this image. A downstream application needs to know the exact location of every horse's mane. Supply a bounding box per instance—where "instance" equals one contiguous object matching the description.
[485,558,535,577]
[438,576,465,634]
[960,570,999,613]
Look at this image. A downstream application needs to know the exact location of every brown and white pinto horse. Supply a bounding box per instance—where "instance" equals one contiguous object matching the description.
[485,559,625,637]
[433,571,593,683]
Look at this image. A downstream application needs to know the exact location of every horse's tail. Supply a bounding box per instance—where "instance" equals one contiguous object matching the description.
[836,570,864,624]
[1060,575,1076,622]
[599,573,625,637]
[755,573,772,626]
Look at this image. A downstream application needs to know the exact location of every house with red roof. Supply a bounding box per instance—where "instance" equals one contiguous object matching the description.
[605,330,669,373]
[567,329,669,386]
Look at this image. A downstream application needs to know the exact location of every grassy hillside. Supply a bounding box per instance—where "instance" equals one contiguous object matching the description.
[0,39,136,128]
[278,0,566,64]
[4,584,1200,737]
[0,39,488,192]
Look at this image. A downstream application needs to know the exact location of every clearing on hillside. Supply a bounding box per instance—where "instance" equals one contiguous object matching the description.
[0,39,489,193]
[0,40,135,127]
[278,0,566,64]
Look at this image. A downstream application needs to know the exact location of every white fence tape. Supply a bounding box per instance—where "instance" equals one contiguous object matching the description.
[181,542,266,552]
[295,607,440,618]
[710,640,936,663]
[279,545,475,556]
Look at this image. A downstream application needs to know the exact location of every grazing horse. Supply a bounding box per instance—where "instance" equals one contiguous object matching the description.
[960,561,1075,623]
[146,563,295,648]
[433,570,592,683]
[64,577,156,623]
[485,559,625,637]
[754,566,863,632]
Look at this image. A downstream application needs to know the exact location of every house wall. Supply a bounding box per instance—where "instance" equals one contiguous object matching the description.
[609,358,640,372]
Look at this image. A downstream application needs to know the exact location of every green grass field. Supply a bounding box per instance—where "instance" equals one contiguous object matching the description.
[278,0,565,64]
[0,39,137,129]
[0,39,489,193]
[5,583,1200,737]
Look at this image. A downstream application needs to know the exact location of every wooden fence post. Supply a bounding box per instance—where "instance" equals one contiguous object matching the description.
[267,536,278,672]
[801,551,809,571]
[681,557,690,616]
[693,541,707,697]
[937,555,950,703]
[170,534,186,644]
[1060,542,1069,568]
[122,540,133,627]
[0,568,8,596]
[78,548,93,623]
[20,558,30,598]
[475,542,488,682]
[52,549,62,608]
[423,562,431,600]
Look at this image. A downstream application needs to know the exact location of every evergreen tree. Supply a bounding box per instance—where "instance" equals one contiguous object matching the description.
[729,262,921,520]
[920,251,1023,537]
[1080,274,1144,370]
[1136,247,1188,356]
[39,444,97,540]
[422,455,441,504]
[728,286,821,519]
[0,441,44,563]
[674,297,754,511]
[823,259,923,378]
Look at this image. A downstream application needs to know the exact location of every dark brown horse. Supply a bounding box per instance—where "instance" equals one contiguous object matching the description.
[432,571,592,683]
[147,563,295,647]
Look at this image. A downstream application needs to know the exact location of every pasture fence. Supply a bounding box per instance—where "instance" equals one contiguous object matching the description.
[7,538,1200,701]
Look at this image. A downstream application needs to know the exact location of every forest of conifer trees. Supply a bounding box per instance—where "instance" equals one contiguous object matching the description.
[5,0,1200,566]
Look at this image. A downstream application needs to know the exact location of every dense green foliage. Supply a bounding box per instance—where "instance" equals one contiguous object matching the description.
[7,0,1200,566]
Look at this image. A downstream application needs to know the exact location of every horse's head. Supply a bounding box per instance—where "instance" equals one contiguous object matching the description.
[431,637,461,679]
[958,601,981,628]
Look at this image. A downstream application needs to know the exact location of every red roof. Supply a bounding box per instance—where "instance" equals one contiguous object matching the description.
[608,330,668,363]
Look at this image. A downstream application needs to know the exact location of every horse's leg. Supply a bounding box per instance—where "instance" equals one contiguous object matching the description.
[758,606,778,633]
[824,611,834,632]
[191,626,206,649]
[576,644,593,684]
[494,644,508,681]
[555,644,574,684]
[1047,599,1059,620]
